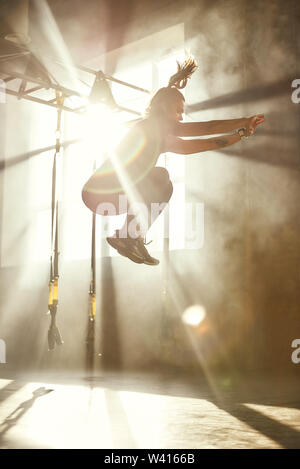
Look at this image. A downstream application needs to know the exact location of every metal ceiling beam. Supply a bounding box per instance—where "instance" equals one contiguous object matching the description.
[22,85,44,95]
[0,86,143,116]
[0,57,149,115]
[0,69,82,97]
[1,87,81,113]
[77,64,151,94]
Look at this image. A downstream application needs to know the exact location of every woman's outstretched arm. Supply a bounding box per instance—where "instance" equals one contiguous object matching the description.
[172,114,264,136]
[164,132,243,155]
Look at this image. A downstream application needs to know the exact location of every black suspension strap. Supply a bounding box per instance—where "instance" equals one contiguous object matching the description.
[86,161,97,368]
[47,91,64,351]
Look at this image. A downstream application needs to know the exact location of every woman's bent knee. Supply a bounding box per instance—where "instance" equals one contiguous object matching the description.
[82,188,91,209]
[152,166,170,182]
[167,180,173,199]
[82,188,126,215]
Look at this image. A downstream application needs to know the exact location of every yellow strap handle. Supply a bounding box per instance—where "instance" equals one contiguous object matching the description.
[89,294,96,319]
[48,283,53,307]
[55,91,65,108]
[53,278,58,303]
[48,279,59,308]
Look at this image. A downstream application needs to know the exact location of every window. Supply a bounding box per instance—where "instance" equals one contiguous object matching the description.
[62,24,186,260]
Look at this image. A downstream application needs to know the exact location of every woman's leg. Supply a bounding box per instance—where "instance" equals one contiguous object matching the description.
[118,166,173,238]
[82,166,173,264]
[81,188,127,216]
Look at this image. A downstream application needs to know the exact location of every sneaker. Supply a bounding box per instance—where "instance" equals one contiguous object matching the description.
[134,237,160,266]
[106,235,159,266]
[106,236,143,264]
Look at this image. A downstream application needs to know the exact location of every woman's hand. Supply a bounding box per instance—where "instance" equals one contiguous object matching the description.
[245,114,264,136]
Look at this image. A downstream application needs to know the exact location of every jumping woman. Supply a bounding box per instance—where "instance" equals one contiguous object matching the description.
[82,57,264,266]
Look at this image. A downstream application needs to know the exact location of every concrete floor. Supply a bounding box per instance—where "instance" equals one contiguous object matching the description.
[0,369,299,449]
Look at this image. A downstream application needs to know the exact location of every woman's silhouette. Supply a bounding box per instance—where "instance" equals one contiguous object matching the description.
[82,57,264,265]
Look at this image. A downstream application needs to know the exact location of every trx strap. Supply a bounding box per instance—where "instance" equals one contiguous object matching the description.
[47,91,64,351]
[86,161,97,367]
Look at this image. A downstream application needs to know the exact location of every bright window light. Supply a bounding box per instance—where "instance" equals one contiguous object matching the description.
[65,51,187,259]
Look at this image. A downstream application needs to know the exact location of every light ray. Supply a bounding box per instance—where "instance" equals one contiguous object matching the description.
[29,0,84,95]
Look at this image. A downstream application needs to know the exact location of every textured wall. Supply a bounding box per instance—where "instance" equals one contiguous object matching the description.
[184,0,300,372]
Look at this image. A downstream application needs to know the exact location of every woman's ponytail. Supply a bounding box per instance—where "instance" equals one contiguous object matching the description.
[144,55,197,117]
[168,56,197,89]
